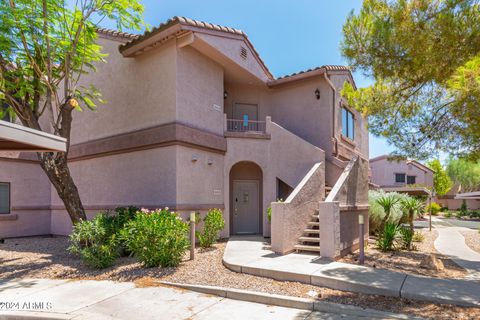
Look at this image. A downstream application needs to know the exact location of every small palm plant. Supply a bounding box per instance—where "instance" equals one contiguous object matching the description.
[376,193,400,234]
[401,197,424,232]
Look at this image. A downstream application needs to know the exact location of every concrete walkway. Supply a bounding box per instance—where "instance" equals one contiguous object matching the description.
[223,236,480,307]
[0,278,392,320]
[433,222,480,280]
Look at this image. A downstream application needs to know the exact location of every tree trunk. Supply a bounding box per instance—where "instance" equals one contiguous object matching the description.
[408,211,415,233]
[38,152,87,223]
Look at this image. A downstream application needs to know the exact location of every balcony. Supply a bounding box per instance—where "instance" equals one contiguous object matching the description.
[226,118,266,133]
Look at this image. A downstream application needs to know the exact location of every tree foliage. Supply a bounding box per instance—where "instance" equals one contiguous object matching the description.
[342,0,480,160]
[426,159,452,195]
[446,157,480,191]
[0,0,143,222]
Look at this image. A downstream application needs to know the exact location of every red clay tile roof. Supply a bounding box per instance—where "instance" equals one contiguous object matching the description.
[118,16,273,79]
[119,16,246,52]
[98,17,353,85]
[96,28,140,40]
[276,65,351,80]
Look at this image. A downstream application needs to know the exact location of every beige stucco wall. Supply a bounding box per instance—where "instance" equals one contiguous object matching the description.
[70,37,178,145]
[175,145,224,207]
[176,46,225,136]
[49,147,177,235]
[436,198,480,210]
[0,157,51,237]
[195,33,270,83]
[224,117,325,238]
[370,158,433,188]
[269,78,334,157]
[223,83,271,121]
[271,162,325,254]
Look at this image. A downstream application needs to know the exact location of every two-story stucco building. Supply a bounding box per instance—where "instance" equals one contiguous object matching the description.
[369,155,433,198]
[0,17,369,258]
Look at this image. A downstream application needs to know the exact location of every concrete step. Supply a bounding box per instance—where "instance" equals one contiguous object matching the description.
[299,236,320,243]
[303,229,320,234]
[294,244,320,252]
[307,221,319,227]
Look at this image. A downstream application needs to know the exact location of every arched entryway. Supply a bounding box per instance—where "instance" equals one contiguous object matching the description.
[229,161,263,235]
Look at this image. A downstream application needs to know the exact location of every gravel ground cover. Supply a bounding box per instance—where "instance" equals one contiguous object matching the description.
[0,236,479,319]
[460,230,480,254]
[339,229,467,279]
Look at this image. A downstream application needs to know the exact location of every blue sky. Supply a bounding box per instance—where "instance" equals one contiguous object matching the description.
[103,0,397,158]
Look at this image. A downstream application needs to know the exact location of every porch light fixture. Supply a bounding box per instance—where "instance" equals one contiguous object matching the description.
[315,88,320,100]
[224,91,228,99]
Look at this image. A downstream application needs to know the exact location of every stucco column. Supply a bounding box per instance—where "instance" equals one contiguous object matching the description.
[319,201,341,258]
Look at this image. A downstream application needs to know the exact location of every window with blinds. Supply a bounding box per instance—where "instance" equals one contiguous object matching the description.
[0,182,10,214]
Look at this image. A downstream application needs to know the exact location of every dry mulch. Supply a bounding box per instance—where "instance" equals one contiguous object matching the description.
[0,236,479,320]
[460,230,480,254]
[339,229,467,279]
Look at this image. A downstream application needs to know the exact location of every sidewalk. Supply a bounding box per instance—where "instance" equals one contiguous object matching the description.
[0,278,392,319]
[433,219,480,280]
[223,236,480,307]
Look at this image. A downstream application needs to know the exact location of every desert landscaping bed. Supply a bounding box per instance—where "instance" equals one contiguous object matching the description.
[0,236,479,319]
[339,228,467,279]
[460,230,480,254]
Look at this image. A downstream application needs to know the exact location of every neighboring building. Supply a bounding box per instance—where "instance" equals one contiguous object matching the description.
[436,184,480,210]
[370,155,433,189]
[0,17,369,258]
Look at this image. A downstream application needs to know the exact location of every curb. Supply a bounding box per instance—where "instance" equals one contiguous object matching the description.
[0,311,72,320]
[161,281,417,319]
[223,255,480,308]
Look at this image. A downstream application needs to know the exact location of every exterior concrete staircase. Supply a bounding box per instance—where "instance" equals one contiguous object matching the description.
[293,185,331,254]
[294,209,320,253]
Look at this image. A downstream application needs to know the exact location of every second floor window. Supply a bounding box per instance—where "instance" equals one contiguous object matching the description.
[342,107,354,140]
[407,175,416,185]
[395,173,406,183]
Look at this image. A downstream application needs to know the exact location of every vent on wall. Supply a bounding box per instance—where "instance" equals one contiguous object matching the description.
[240,46,248,60]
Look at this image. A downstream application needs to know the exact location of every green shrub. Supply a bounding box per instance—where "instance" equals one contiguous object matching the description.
[376,223,400,252]
[399,226,414,250]
[412,231,425,243]
[121,209,189,267]
[444,211,453,218]
[197,208,225,248]
[460,200,468,217]
[69,214,119,269]
[456,210,467,218]
[469,211,480,219]
[368,190,407,235]
[425,202,441,215]
[267,206,272,222]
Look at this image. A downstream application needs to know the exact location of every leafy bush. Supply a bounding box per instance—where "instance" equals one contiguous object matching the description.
[368,190,407,235]
[267,206,272,222]
[69,214,119,269]
[460,200,468,216]
[376,223,400,252]
[121,209,189,267]
[425,202,441,215]
[399,226,414,250]
[412,231,425,243]
[469,211,480,219]
[444,211,453,218]
[197,209,225,248]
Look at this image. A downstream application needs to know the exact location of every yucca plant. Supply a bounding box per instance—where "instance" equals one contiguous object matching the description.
[376,194,400,234]
[377,223,400,252]
[400,197,424,233]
